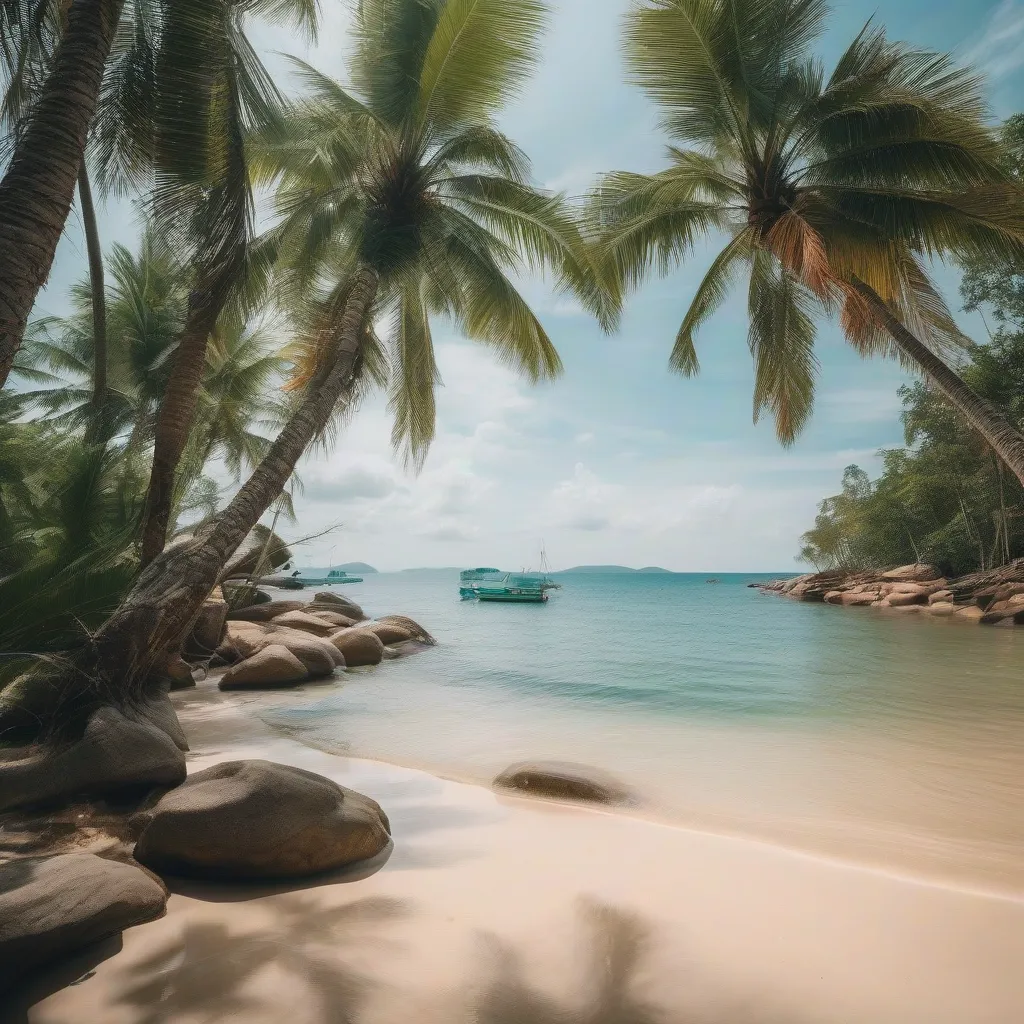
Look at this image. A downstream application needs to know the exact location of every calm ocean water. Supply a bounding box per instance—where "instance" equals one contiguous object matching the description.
[244,571,1024,891]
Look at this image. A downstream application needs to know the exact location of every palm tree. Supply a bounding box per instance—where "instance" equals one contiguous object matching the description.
[120,0,316,567]
[14,230,288,488]
[86,0,614,700]
[593,0,1024,485]
[0,0,125,391]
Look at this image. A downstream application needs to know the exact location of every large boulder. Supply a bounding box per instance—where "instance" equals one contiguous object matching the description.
[328,629,384,667]
[955,605,985,622]
[265,627,343,677]
[493,761,631,805]
[310,610,358,629]
[886,590,929,607]
[0,707,187,813]
[375,615,435,644]
[313,592,365,620]
[880,563,940,583]
[271,610,337,636]
[185,598,229,657]
[0,854,167,990]
[131,693,189,752]
[133,760,391,879]
[220,645,309,691]
[366,622,413,646]
[227,600,306,623]
[223,620,273,659]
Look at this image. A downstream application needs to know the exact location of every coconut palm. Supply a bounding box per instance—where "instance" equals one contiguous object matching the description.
[15,230,288,489]
[594,0,1024,484]
[0,0,124,392]
[86,0,615,701]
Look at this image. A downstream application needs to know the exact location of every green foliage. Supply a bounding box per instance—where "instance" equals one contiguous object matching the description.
[253,0,615,469]
[593,0,1024,444]
[800,337,1024,575]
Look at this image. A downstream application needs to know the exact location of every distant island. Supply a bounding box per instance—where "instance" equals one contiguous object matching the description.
[553,565,672,575]
[334,562,378,574]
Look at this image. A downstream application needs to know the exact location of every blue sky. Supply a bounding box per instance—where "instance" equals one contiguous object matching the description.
[37,0,1024,571]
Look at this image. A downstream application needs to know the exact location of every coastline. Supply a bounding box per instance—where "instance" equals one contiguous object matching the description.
[25,682,1024,1024]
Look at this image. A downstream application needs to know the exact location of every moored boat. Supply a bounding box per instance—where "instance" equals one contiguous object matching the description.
[459,568,558,603]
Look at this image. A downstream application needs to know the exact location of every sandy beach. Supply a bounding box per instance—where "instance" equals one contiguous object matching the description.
[15,682,1024,1024]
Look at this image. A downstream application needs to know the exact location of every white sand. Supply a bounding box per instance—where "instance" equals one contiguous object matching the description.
[27,684,1024,1024]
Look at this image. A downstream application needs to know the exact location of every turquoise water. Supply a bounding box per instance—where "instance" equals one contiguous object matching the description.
[247,571,1024,890]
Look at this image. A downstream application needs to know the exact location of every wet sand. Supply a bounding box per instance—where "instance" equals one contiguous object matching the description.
[24,686,1024,1024]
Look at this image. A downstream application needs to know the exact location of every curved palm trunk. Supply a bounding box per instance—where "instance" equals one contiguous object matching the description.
[853,278,1024,488]
[77,162,107,432]
[91,266,379,698]
[138,293,222,567]
[0,0,125,390]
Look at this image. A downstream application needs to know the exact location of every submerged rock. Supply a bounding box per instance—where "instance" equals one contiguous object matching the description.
[328,629,384,667]
[375,615,436,644]
[366,622,412,646]
[493,761,632,805]
[0,854,167,991]
[219,645,308,690]
[0,707,186,813]
[133,759,391,879]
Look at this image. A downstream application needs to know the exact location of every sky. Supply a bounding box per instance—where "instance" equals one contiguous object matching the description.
[35,0,1024,572]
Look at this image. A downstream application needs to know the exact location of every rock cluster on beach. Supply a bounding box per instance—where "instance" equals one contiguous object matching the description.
[0,587,430,991]
[756,560,1024,625]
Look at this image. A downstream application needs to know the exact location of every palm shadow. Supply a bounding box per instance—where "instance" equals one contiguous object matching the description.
[471,898,802,1024]
[110,893,408,1024]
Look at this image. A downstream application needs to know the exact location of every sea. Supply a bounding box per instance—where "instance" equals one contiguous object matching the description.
[238,570,1024,894]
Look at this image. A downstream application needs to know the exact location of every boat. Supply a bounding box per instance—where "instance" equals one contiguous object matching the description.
[705,577,721,584]
[264,568,364,588]
[459,546,560,603]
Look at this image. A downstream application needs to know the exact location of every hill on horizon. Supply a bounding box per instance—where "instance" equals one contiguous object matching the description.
[334,562,378,574]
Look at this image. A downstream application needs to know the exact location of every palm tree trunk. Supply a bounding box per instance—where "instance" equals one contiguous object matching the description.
[90,267,379,698]
[77,162,107,432]
[0,0,125,391]
[138,292,222,567]
[852,278,1024,489]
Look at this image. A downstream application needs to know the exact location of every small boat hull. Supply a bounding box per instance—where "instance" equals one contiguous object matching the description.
[477,590,547,603]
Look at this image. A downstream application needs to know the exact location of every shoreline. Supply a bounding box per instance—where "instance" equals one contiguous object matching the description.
[26,682,1024,1024]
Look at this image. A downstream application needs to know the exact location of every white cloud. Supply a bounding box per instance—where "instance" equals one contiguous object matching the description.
[575,431,595,443]
[962,1,1024,79]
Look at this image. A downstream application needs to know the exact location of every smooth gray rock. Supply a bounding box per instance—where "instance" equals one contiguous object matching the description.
[312,592,365,620]
[0,707,187,813]
[219,645,309,690]
[0,854,167,991]
[134,759,391,879]
[493,761,632,805]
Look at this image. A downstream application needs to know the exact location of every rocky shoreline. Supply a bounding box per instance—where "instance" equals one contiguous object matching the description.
[755,559,1024,625]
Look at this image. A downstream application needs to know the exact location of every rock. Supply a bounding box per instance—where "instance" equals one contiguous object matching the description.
[824,590,843,604]
[133,760,391,879]
[271,610,337,636]
[928,589,954,605]
[0,707,187,813]
[185,598,229,657]
[880,563,940,583]
[328,629,384,667]
[837,592,876,606]
[375,615,435,643]
[927,602,955,616]
[885,604,922,614]
[227,600,306,623]
[0,854,167,989]
[220,645,309,690]
[955,605,985,623]
[165,653,196,691]
[980,606,1018,625]
[494,761,631,805]
[265,627,343,676]
[224,620,273,658]
[132,694,189,752]
[309,610,358,629]
[887,582,929,596]
[312,592,365,619]
[366,622,413,646]
[887,590,929,607]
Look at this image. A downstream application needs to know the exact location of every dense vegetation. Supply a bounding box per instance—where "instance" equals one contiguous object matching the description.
[801,116,1024,576]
